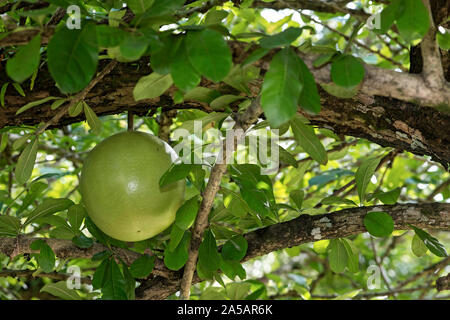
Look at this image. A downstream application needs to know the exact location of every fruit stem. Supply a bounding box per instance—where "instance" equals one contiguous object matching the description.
[128,110,134,131]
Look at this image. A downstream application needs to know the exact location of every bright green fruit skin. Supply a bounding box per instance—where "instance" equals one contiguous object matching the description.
[80,131,184,242]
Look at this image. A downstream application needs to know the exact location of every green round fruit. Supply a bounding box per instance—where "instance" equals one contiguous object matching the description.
[80,131,184,242]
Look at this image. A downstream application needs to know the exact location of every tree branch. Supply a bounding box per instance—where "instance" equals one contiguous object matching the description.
[136,202,450,300]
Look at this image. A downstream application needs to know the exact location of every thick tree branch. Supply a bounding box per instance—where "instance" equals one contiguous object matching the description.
[1,46,450,166]
[136,202,450,300]
[437,274,450,291]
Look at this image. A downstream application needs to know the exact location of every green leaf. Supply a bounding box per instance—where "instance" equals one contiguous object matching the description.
[133,72,173,101]
[410,225,448,257]
[170,39,201,92]
[24,198,74,226]
[221,235,248,261]
[51,99,67,110]
[15,137,39,185]
[364,211,394,237]
[186,29,232,82]
[259,27,303,48]
[437,28,450,50]
[168,224,185,251]
[72,234,94,248]
[297,56,321,113]
[355,156,382,204]
[373,188,401,205]
[331,55,365,88]
[96,25,127,48]
[220,258,246,280]
[376,0,405,34]
[226,282,251,300]
[289,190,304,210]
[411,234,428,257]
[41,281,81,300]
[101,258,128,300]
[68,101,83,117]
[119,34,148,61]
[47,23,99,93]
[12,83,25,97]
[67,204,86,231]
[140,0,185,19]
[83,102,102,135]
[130,254,155,278]
[341,238,359,273]
[396,0,430,43]
[290,117,327,165]
[198,230,221,272]
[127,0,154,14]
[1,83,9,107]
[92,259,109,289]
[31,239,55,273]
[164,231,190,271]
[175,195,199,230]
[261,47,303,128]
[210,95,246,110]
[6,34,41,83]
[159,163,197,187]
[242,48,270,66]
[0,216,21,237]
[204,9,228,25]
[328,239,348,273]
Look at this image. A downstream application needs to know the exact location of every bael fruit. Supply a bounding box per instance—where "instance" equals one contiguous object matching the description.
[80,131,184,242]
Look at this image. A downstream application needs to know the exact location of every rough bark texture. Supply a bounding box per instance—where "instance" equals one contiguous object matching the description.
[135,203,450,300]
[1,50,449,167]
[437,274,450,291]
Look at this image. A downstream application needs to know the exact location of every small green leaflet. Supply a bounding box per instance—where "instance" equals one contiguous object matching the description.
[259,27,303,48]
[41,281,81,300]
[328,239,348,273]
[341,238,359,273]
[198,229,221,272]
[364,211,394,237]
[16,96,59,115]
[1,83,9,107]
[119,34,148,61]
[159,163,200,188]
[30,239,55,273]
[24,198,74,226]
[372,187,401,205]
[290,117,327,165]
[6,34,41,83]
[289,190,304,210]
[127,0,154,14]
[130,254,156,278]
[168,224,185,251]
[396,0,430,43]
[186,29,232,82]
[0,216,21,237]
[83,102,102,135]
[355,156,382,204]
[164,231,190,271]
[68,101,83,117]
[411,234,428,257]
[297,56,321,114]
[331,55,365,88]
[96,25,127,48]
[375,0,405,34]
[221,235,248,261]
[261,47,303,128]
[175,195,199,230]
[72,234,94,248]
[101,258,128,300]
[410,225,448,257]
[437,28,450,50]
[67,204,86,231]
[15,137,39,185]
[133,72,173,101]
